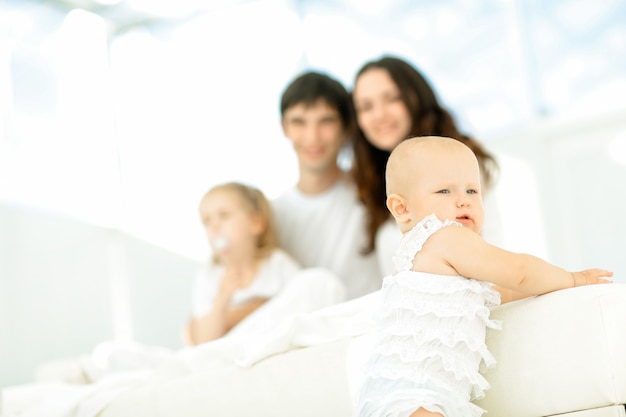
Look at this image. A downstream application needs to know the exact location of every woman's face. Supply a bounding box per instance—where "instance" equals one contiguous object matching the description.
[353,68,413,151]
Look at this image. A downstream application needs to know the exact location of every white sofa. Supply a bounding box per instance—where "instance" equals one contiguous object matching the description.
[97,284,626,417]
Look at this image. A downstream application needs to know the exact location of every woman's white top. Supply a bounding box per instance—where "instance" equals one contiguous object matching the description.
[375,219,402,278]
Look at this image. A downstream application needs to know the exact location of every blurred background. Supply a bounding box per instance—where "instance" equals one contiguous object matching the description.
[1,0,625,390]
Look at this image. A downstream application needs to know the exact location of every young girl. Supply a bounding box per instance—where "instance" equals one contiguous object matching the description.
[185,181,302,346]
[353,136,612,417]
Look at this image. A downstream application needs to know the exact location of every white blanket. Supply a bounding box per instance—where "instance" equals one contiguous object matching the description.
[1,268,363,417]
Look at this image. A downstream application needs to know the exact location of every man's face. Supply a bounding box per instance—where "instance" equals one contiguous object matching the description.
[281,99,346,175]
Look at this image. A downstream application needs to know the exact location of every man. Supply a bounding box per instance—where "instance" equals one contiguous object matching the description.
[272,71,383,300]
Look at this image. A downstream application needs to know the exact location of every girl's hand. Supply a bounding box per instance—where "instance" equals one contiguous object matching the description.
[571,269,614,286]
[215,269,243,305]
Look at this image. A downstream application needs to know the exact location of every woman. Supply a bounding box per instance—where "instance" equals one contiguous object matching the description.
[350,55,499,275]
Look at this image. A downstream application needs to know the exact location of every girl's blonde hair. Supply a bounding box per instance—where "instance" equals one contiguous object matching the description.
[201,181,277,260]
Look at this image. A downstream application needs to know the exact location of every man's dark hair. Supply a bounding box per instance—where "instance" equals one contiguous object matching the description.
[280,71,353,129]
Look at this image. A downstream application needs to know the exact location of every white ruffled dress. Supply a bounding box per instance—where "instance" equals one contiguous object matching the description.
[354,214,502,417]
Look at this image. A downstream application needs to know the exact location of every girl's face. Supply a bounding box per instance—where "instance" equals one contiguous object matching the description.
[199,189,263,261]
[353,68,413,151]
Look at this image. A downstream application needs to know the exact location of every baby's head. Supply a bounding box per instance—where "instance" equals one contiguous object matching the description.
[199,182,276,263]
[386,136,484,234]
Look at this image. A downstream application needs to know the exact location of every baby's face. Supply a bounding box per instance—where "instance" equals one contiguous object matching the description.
[404,145,484,234]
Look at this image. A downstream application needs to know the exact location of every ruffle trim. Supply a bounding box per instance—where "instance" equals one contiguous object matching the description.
[378,298,501,331]
[359,270,501,407]
[373,332,497,371]
[379,273,502,331]
[392,214,461,273]
[357,388,486,417]
[357,214,501,417]
[364,347,493,399]
[382,271,502,308]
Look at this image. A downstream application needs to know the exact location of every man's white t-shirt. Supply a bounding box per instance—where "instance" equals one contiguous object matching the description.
[272,175,384,299]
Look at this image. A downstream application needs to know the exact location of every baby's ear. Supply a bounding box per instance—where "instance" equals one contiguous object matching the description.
[386,193,410,223]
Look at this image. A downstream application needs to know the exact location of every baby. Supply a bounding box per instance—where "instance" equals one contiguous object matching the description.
[353,136,612,417]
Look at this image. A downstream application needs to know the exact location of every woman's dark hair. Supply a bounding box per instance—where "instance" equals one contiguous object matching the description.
[351,56,499,254]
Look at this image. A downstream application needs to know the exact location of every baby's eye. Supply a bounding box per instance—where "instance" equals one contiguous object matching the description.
[467,189,478,194]
[436,189,450,194]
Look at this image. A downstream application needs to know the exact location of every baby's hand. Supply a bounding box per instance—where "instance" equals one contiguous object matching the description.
[571,269,614,286]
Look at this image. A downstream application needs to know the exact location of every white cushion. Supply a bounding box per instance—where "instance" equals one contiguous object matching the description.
[475,285,626,417]
[98,284,626,417]
[550,406,626,417]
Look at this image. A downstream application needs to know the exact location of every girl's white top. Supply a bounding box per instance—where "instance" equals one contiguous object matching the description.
[354,214,502,417]
[191,248,302,318]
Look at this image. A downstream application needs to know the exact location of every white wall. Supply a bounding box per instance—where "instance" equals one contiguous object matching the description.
[487,110,626,282]
[0,203,195,390]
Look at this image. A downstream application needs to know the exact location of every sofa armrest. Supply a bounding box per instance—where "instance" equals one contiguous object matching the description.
[474,284,626,417]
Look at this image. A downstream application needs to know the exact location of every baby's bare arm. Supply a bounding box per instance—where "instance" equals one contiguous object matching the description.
[492,286,531,304]
[572,268,614,286]
[432,227,613,298]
